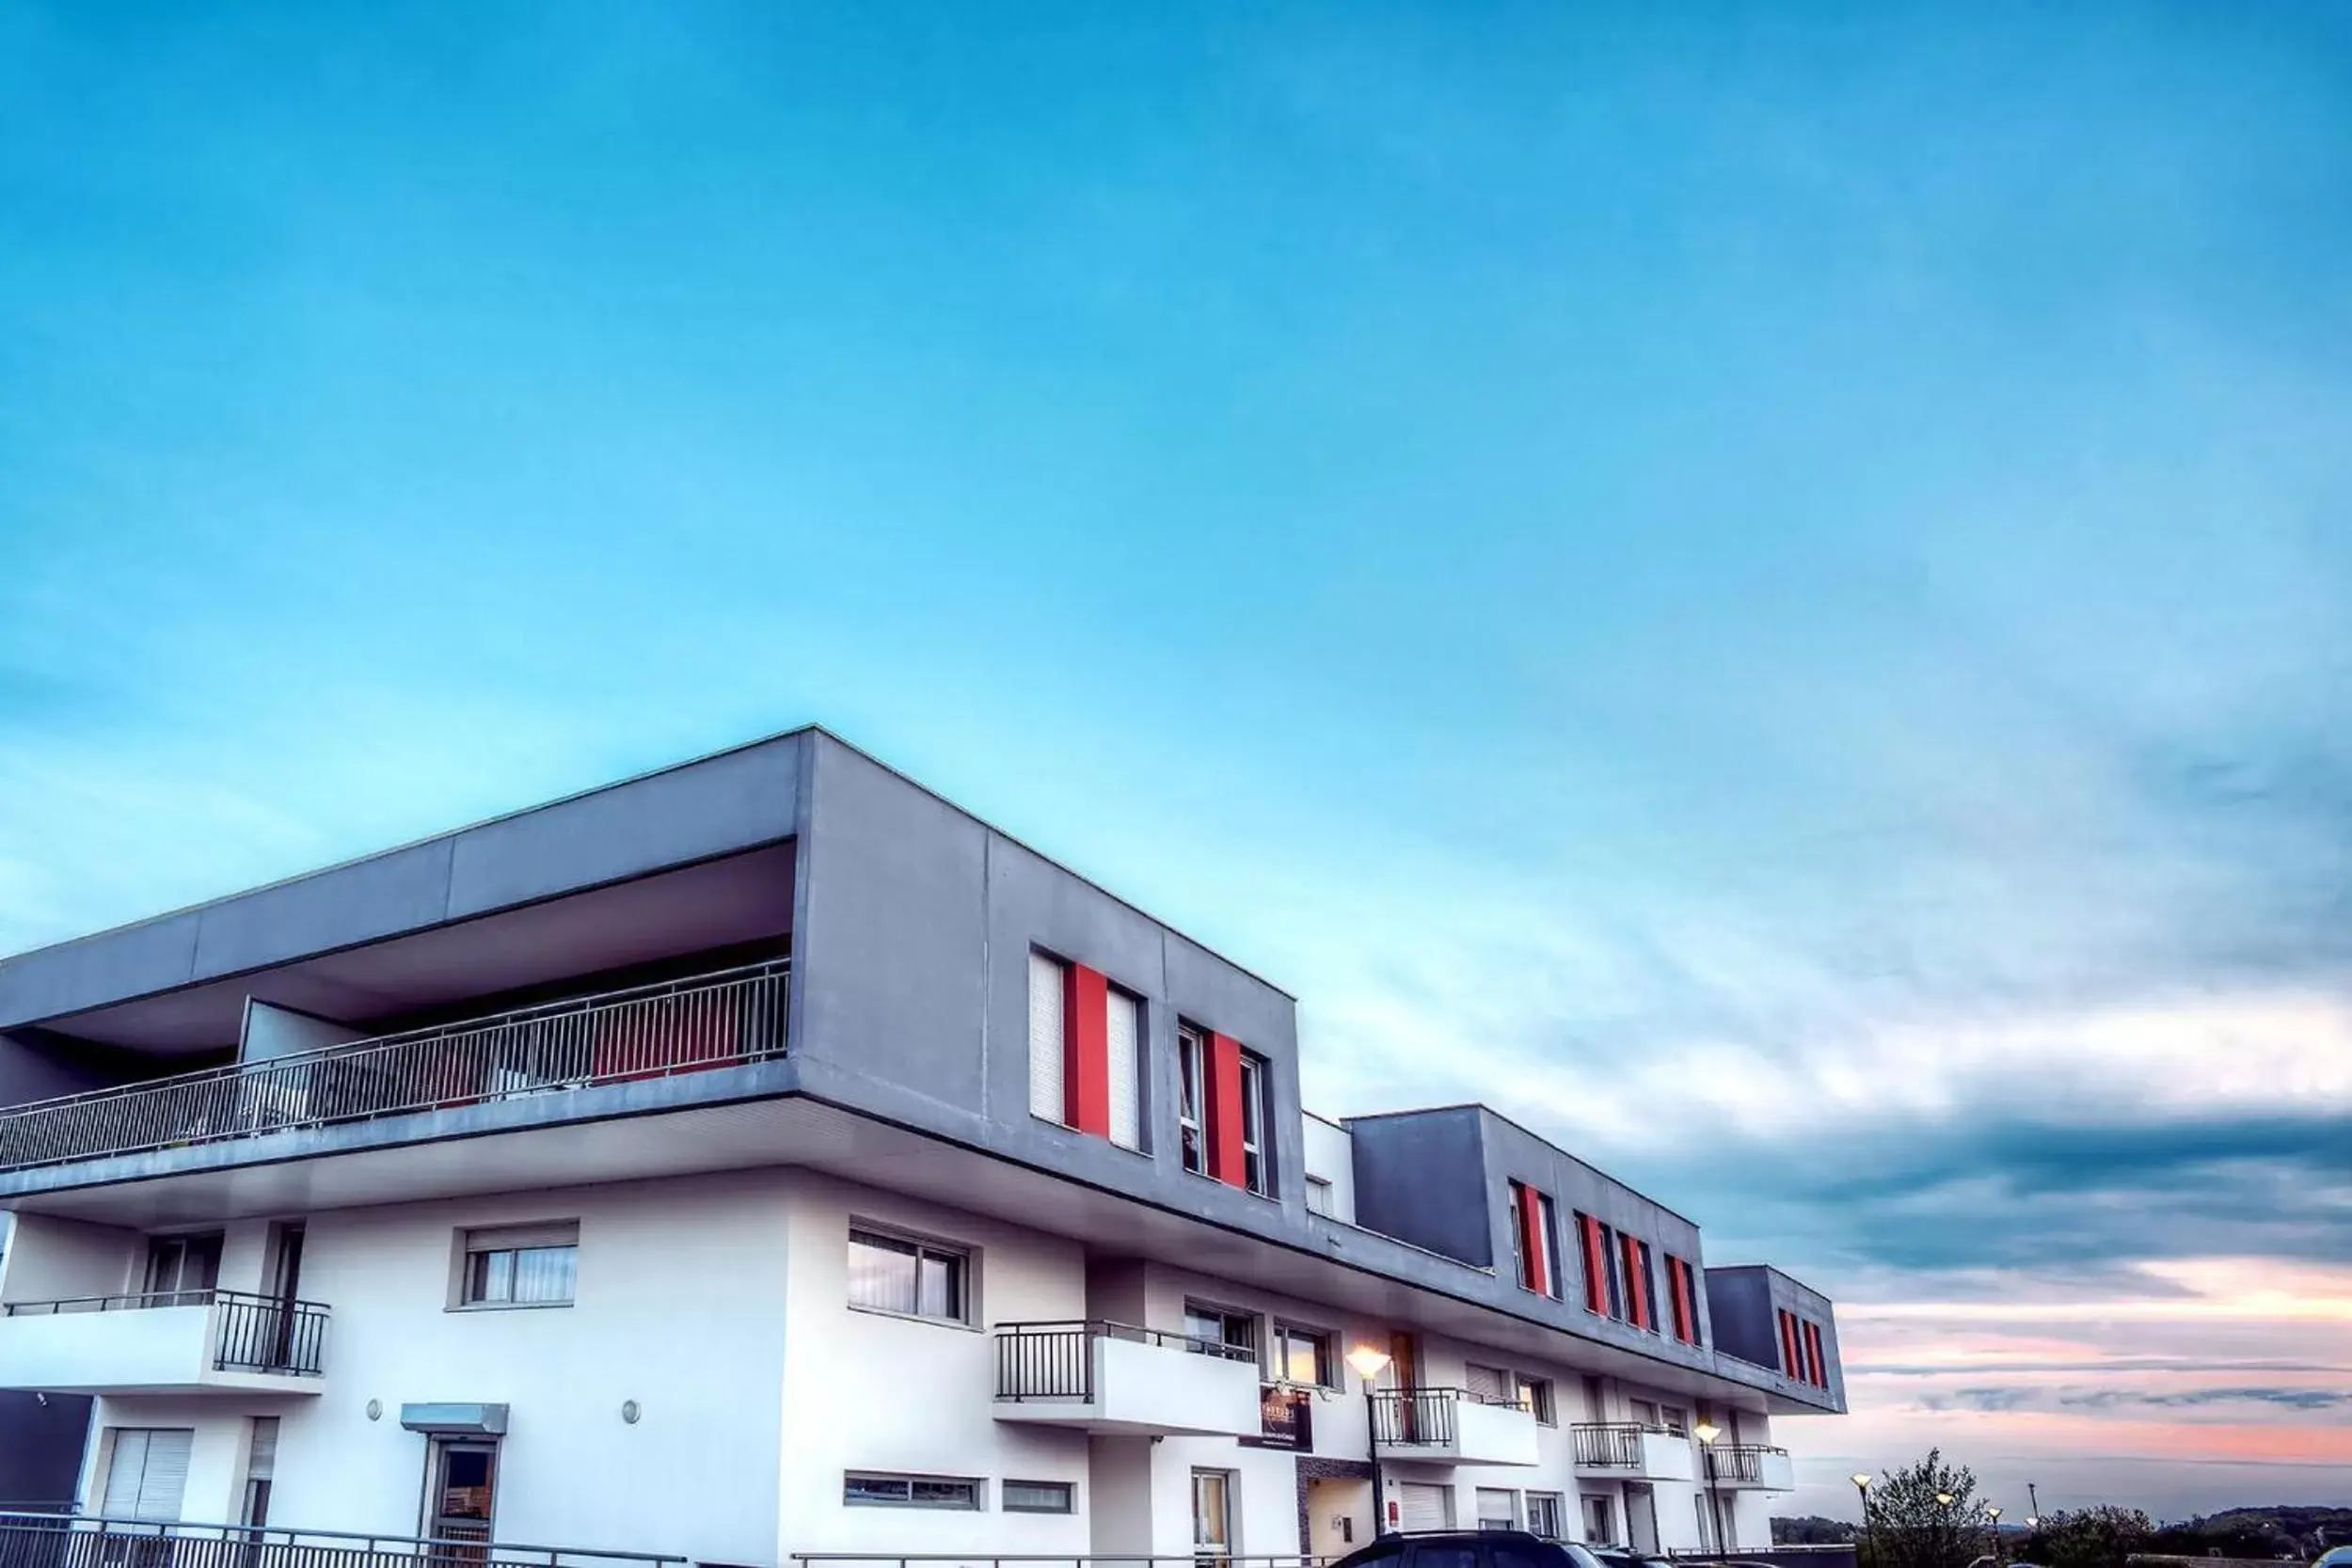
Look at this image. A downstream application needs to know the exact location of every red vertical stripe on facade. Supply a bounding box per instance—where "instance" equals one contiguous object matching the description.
[1515,1183,1549,1294]
[1780,1310,1802,1378]
[1207,1031,1247,1187]
[1804,1321,1826,1386]
[1064,964,1110,1137]
[1621,1234,1650,1328]
[1668,1257,1695,1343]
[1579,1213,1609,1314]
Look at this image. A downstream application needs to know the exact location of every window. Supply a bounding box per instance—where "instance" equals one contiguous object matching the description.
[1192,1469,1234,1562]
[143,1233,222,1301]
[102,1429,192,1522]
[1518,1374,1557,1424]
[425,1439,498,1544]
[1465,1361,1513,1404]
[1525,1493,1565,1540]
[1028,951,1068,1124]
[848,1228,968,1323]
[1661,1404,1689,1436]
[459,1223,578,1307]
[1304,1175,1333,1215]
[1178,1025,1208,1175]
[1185,1300,1258,1359]
[241,1417,278,1528]
[1664,1255,1700,1344]
[1003,1480,1074,1514]
[1475,1488,1519,1531]
[1267,1323,1332,1387]
[1538,1193,1565,1300]
[1238,1052,1271,1195]
[844,1473,982,1510]
[1105,987,1142,1150]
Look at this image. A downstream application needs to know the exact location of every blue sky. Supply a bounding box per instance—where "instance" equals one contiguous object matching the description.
[4,0,2350,1519]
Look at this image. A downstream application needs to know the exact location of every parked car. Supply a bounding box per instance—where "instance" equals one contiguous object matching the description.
[1587,1546,1677,1568]
[2313,1550,2352,1568]
[1334,1531,1608,1568]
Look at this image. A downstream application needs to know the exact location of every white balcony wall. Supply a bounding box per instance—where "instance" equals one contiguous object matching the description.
[0,1301,308,1396]
[0,1215,136,1304]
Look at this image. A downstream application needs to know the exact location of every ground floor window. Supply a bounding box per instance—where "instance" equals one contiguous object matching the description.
[1192,1468,1234,1565]
[1581,1493,1617,1545]
[1525,1493,1565,1540]
[1003,1480,1073,1514]
[844,1473,983,1510]
[101,1429,192,1522]
[1474,1488,1518,1530]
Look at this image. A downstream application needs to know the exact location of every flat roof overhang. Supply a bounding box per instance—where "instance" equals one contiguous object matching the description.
[0,1083,1839,1419]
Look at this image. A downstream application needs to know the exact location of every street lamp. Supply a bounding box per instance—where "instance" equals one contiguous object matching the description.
[1987,1505,2005,1566]
[1851,1474,1875,1568]
[1695,1422,1724,1553]
[1344,1345,1393,1538]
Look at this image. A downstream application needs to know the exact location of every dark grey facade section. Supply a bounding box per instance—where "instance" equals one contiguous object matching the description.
[1346,1107,1494,1266]
[0,1390,88,1504]
[1705,1262,1846,1408]
[0,1033,121,1107]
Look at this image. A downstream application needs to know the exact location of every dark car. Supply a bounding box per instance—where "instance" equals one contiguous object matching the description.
[1586,1547,1676,1568]
[1334,1530,1608,1568]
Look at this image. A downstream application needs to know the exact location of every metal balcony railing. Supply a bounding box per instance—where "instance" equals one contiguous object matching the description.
[1,1290,329,1377]
[0,961,789,1173]
[1367,1386,1516,1447]
[992,1320,1254,1402]
[1572,1421,1652,1468]
[0,1511,681,1568]
[1704,1443,1789,1482]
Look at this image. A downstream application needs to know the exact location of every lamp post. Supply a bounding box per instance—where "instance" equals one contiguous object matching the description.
[1696,1422,1724,1554]
[1851,1473,1875,1568]
[2028,1485,2041,1525]
[1935,1492,1955,1568]
[1986,1505,2004,1566]
[1344,1345,1393,1540]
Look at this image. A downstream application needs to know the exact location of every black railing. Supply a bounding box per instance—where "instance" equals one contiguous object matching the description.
[0,1513,681,1568]
[1255,1385,1312,1449]
[0,1291,328,1377]
[0,962,789,1174]
[212,1292,328,1376]
[1572,1421,1648,1468]
[1704,1443,1788,1483]
[993,1320,1254,1402]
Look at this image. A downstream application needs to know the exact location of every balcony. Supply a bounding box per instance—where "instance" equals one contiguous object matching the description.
[1370,1387,1539,1467]
[1705,1443,1796,1491]
[1570,1422,1698,1481]
[0,962,789,1176]
[992,1320,1263,1436]
[0,1290,329,1395]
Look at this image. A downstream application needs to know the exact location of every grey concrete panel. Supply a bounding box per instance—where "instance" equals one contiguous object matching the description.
[1346,1107,1493,1266]
[0,1390,89,1503]
[1703,1265,1780,1371]
[0,1033,125,1108]
[445,736,803,919]
[188,838,456,981]
[0,913,200,1032]
[791,736,990,1128]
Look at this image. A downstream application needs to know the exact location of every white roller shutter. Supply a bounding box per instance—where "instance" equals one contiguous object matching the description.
[1398,1482,1453,1532]
[1105,990,1140,1149]
[1027,952,1067,1124]
[1465,1363,1510,1402]
[103,1429,191,1522]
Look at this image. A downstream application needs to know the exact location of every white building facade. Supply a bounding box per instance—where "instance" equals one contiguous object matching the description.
[0,729,1842,1567]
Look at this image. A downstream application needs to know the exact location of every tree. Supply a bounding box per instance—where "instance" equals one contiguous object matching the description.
[2024,1508,2154,1568]
[1859,1450,1988,1568]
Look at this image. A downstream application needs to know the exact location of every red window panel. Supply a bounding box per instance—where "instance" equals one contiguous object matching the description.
[1667,1256,1696,1343]
[1512,1182,1549,1295]
[1620,1233,1651,1330]
[1578,1213,1609,1314]
[1206,1031,1248,1188]
[1804,1320,1827,1387]
[1064,964,1111,1137]
[1779,1310,1804,1379]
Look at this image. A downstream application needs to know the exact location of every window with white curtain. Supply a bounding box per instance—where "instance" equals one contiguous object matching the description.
[459,1222,578,1307]
[847,1227,969,1323]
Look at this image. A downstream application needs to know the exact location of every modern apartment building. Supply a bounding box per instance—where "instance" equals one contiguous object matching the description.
[0,729,1844,1567]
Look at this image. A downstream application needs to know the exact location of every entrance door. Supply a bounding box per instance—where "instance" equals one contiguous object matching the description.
[1581,1493,1618,1546]
[425,1439,500,1551]
[1191,1469,1233,1568]
[1388,1332,1421,1441]
[1625,1484,1659,1553]
[265,1224,306,1370]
